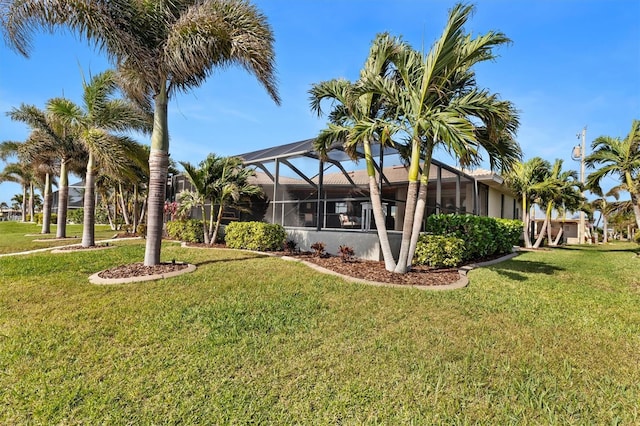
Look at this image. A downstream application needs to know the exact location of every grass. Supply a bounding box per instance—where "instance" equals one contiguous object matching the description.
[0,221,638,423]
[0,221,118,254]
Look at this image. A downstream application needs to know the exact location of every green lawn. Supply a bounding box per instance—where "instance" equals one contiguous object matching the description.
[0,221,118,254]
[0,222,638,424]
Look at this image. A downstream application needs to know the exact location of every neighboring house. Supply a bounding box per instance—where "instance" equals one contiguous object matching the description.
[171,138,522,260]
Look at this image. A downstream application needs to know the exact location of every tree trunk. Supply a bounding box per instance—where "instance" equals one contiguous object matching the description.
[132,184,139,232]
[29,182,35,222]
[144,85,170,266]
[552,227,563,246]
[139,197,147,224]
[522,195,532,248]
[395,180,419,273]
[201,204,209,245]
[118,183,131,226]
[603,215,608,243]
[21,184,26,222]
[211,204,224,246]
[533,203,552,249]
[41,173,52,234]
[81,152,96,247]
[407,155,433,266]
[56,160,69,238]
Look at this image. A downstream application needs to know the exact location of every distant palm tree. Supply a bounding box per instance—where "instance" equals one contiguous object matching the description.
[47,69,151,247]
[208,156,262,245]
[8,103,86,237]
[504,157,550,248]
[585,119,640,229]
[531,159,583,248]
[3,0,279,265]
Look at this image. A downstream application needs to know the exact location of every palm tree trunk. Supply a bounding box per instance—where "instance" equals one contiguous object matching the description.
[552,227,563,246]
[132,184,139,232]
[144,84,170,266]
[360,140,395,271]
[394,138,422,273]
[407,153,433,266]
[21,184,26,222]
[41,173,52,234]
[29,182,35,222]
[118,183,131,226]
[139,197,147,224]
[208,200,216,243]
[81,152,96,247]
[211,204,224,246]
[603,214,608,243]
[533,203,552,248]
[201,205,209,245]
[56,160,69,238]
[522,195,532,248]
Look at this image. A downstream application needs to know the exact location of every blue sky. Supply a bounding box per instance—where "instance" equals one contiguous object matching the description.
[1,0,639,207]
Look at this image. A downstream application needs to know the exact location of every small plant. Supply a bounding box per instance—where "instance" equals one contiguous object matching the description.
[338,245,355,263]
[413,234,465,268]
[284,239,298,253]
[310,241,326,257]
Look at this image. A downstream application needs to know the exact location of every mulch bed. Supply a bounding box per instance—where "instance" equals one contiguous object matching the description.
[98,262,190,279]
[184,242,461,287]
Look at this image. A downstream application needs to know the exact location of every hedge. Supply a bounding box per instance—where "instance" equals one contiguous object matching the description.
[225,221,286,251]
[413,234,465,268]
[165,219,204,243]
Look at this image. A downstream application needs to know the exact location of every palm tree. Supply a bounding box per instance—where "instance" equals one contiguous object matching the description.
[208,156,263,245]
[3,0,279,265]
[310,33,404,272]
[585,119,640,229]
[370,3,521,272]
[530,159,583,248]
[0,161,31,221]
[47,69,151,247]
[504,157,550,248]
[8,103,86,238]
[178,160,211,244]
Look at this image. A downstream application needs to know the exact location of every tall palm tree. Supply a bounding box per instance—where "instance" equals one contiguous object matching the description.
[310,33,404,272]
[585,119,640,229]
[504,157,550,248]
[0,161,31,221]
[3,0,279,265]
[369,3,521,272]
[47,69,151,247]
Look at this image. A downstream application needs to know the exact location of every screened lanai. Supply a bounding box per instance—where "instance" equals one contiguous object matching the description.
[236,138,483,233]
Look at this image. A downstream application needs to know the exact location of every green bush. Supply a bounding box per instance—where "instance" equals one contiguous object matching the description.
[225,221,286,251]
[33,212,58,225]
[67,208,84,224]
[413,234,465,268]
[426,214,523,261]
[165,219,204,243]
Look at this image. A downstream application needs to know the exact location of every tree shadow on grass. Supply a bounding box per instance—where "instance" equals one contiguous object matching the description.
[194,253,268,268]
[486,259,565,282]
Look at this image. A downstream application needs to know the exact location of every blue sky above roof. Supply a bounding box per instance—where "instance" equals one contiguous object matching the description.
[1,0,638,205]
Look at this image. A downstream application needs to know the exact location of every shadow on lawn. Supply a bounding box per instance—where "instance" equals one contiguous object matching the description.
[194,253,266,268]
[486,259,565,282]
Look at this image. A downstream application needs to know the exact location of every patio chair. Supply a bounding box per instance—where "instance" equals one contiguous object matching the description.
[339,213,359,229]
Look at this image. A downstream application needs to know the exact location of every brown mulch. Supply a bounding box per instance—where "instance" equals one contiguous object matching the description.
[55,243,113,251]
[98,262,189,279]
[184,242,461,287]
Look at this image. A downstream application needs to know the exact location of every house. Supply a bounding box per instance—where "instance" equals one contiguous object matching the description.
[172,138,522,260]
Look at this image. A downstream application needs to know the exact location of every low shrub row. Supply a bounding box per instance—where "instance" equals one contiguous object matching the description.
[166,219,204,243]
[413,214,523,267]
[225,221,286,251]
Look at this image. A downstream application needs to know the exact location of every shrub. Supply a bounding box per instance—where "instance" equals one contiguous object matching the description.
[224,221,286,251]
[310,241,326,257]
[413,234,465,268]
[426,214,523,261]
[338,245,355,262]
[136,223,147,238]
[67,208,84,224]
[33,212,58,225]
[165,219,204,243]
[634,232,640,246]
[284,239,298,253]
